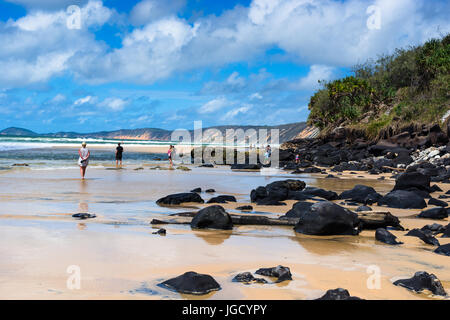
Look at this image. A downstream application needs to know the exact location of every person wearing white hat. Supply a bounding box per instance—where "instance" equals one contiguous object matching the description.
[78,141,90,179]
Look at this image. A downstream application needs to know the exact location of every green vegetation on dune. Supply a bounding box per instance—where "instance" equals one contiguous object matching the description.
[307,34,450,138]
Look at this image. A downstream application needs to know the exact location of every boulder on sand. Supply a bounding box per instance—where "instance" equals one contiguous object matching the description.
[232,272,267,284]
[316,288,362,300]
[393,172,430,192]
[72,213,96,219]
[301,187,338,200]
[358,211,403,230]
[250,179,306,203]
[393,271,447,296]
[191,205,233,230]
[375,228,403,245]
[405,229,440,246]
[283,201,314,218]
[378,190,426,209]
[434,243,450,256]
[207,195,237,203]
[159,271,221,295]
[339,185,382,204]
[255,265,292,283]
[293,201,360,236]
[417,207,448,220]
[156,192,204,205]
[428,198,448,207]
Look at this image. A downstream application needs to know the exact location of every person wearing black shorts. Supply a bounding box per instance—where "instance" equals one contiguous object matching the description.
[115,143,123,167]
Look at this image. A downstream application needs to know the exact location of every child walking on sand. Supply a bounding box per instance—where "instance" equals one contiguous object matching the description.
[78,142,90,179]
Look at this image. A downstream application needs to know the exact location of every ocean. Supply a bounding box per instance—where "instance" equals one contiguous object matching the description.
[0,136,170,169]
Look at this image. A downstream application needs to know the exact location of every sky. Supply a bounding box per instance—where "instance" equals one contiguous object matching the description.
[0,0,449,133]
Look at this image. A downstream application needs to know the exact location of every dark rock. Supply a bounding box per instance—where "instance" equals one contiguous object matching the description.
[191,205,233,230]
[152,228,166,235]
[231,164,261,170]
[207,195,237,204]
[325,174,337,178]
[356,205,372,212]
[72,213,96,219]
[302,166,322,173]
[316,288,362,300]
[434,243,450,256]
[393,172,430,192]
[339,185,382,204]
[255,265,292,283]
[205,189,215,193]
[235,205,253,211]
[428,198,448,207]
[405,229,440,246]
[378,190,427,209]
[375,228,403,245]
[250,186,268,202]
[190,188,201,193]
[159,271,221,295]
[284,201,314,218]
[294,201,360,236]
[438,195,450,199]
[199,164,214,168]
[302,187,338,200]
[417,207,448,220]
[150,219,169,224]
[232,272,267,284]
[156,193,204,205]
[358,211,403,230]
[393,271,447,296]
[256,198,286,206]
[421,223,445,235]
[442,224,450,238]
[377,176,386,180]
[430,184,443,192]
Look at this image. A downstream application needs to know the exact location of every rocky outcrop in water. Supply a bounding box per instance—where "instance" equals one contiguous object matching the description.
[156,193,204,205]
[393,271,447,296]
[191,205,233,230]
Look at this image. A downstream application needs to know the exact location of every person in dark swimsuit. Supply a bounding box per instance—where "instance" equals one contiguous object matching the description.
[116,143,123,167]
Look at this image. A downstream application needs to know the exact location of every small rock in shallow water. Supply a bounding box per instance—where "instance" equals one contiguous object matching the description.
[375,228,403,245]
[255,265,292,283]
[72,213,96,219]
[190,188,201,193]
[393,271,447,296]
[205,189,215,193]
[152,228,166,235]
[159,271,221,295]
[316,288,362,300]
[235,205,253,211]
[232,272,267,284]
[156,192,204,205]
[356,205,372,212]
[207,195,237,203]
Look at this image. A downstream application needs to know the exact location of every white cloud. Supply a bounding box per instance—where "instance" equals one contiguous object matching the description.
[74,95,94,105]
[51,94,66,103]
[222,104,252,120]
[129,0,186,26]
[99,97,129,111]
[249,92,262,100]
[0,0,449,88]
[294,65,335,90]
[198,97,230,114]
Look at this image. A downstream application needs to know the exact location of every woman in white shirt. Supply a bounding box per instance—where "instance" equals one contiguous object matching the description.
[78,142,90,179]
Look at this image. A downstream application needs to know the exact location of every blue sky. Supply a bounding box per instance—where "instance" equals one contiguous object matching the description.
[0,0,449,133]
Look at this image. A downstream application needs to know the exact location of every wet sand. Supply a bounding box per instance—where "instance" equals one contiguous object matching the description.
[0,164,448,300]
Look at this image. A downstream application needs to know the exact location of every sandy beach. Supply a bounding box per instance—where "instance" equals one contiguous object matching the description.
[0,162,448,300]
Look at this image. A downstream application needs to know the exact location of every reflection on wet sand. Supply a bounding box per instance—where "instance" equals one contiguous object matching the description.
[192,229,232,245]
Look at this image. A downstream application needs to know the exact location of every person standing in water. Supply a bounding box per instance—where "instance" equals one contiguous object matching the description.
[78,142,90,179]
[115,142,124,167]
[264,145,272,164]
[168,145,175,167]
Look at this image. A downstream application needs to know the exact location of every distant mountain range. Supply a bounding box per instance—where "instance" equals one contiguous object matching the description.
[0,122,307,143]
